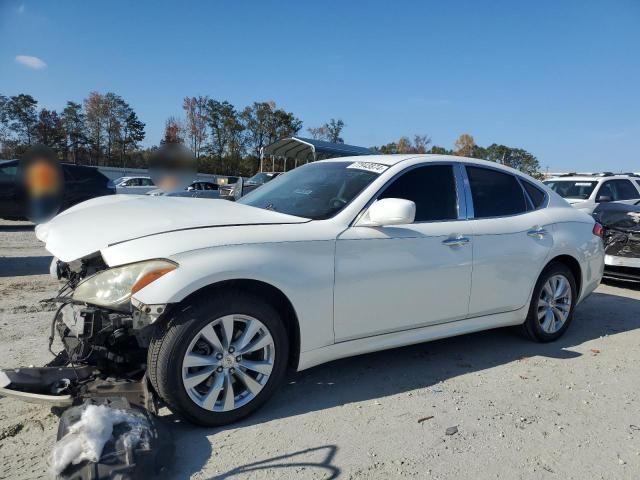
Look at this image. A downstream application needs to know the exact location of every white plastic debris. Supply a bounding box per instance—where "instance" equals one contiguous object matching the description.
[50,404,148,476]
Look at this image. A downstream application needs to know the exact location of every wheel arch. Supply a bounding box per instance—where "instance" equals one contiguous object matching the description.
[171,278,301,371]
[545,254,582,296]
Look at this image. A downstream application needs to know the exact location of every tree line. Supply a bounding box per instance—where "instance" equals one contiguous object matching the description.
[1,91,541,177]
[0,92,145,167]
[371,133,541,177]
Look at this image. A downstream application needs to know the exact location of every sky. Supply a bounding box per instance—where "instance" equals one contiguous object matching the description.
[1,0,639,172]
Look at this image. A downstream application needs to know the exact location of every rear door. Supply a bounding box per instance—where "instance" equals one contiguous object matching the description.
[464,166,553,317]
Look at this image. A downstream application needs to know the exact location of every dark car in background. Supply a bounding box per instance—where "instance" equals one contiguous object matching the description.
[593,199,640,281]
[219,172,280,200]
[0,159,115,220]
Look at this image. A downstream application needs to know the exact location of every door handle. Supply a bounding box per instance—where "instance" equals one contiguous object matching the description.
[527,227,548,239]
[442,235,470,247]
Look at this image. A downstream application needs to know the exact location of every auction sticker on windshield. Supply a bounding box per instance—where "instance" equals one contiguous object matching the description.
[347,162,389,174]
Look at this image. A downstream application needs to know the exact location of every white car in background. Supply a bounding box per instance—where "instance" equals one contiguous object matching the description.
[25,155,603,427]
[111,176,156,195]
[543,173,640,214]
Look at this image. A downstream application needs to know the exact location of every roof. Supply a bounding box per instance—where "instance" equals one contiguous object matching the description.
[545,175,639,181]
[319,153,531,170]
[262,137,373,162]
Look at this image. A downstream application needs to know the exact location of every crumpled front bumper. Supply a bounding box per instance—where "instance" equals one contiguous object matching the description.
[0,366,94,407]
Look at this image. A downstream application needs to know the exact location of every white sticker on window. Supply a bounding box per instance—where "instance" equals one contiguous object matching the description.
[575,182,593,186]
[347,162,388,174]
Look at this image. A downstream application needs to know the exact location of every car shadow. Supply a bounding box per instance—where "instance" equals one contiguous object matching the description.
[165,290,640,478]
[0,256,52,277]
[0,224,34,232]
[602,277,640,291]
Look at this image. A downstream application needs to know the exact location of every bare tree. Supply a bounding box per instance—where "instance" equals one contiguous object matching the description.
[183,96,208,158]
[454,133,475,157]
[84,91,106,165]
[162,116,184,144]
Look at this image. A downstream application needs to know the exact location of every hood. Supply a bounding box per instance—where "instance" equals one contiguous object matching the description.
[36,195,309,262]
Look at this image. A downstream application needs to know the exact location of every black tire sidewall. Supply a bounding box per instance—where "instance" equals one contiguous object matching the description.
[525,263,577,342]
[151,292,289,426]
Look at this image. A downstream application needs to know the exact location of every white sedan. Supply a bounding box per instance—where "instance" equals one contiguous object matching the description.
[33,155,604,426]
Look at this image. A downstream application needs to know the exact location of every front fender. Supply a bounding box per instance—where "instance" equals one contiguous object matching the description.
[132,241,336,353]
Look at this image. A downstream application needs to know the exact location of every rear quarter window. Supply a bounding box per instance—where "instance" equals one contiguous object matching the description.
[522,180,547,209]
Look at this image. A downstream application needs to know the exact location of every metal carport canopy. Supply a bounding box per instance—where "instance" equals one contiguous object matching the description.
[261,137,373,163]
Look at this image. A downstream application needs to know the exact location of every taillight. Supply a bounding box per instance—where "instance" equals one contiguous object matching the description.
[593,222,604,238]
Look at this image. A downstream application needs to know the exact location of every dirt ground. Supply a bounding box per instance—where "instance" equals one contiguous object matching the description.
[0,219,639,479]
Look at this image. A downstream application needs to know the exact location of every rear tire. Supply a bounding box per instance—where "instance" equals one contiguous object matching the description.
[522,262,577,342]
[148,291,289,427]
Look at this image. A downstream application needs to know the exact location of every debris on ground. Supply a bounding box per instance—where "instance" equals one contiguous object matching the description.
[445,426,458,435]
[0,423,24,441]
[417,416,434,424]
[50,403,150,476]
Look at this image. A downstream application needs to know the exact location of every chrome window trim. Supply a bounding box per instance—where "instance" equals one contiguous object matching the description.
[350,161,467,226]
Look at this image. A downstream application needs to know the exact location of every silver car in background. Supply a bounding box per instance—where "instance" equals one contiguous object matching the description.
[111,176,156,195]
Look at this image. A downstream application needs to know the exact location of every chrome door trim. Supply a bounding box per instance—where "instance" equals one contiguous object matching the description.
[456,163,475,219]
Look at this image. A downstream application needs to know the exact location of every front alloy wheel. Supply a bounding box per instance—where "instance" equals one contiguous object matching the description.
[182,315,275,412]
[148,292,289,426]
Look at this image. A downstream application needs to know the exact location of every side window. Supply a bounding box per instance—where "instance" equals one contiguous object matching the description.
[522,180,546,209]
[0,163,18,180]
[596,181,614,201]
[612,180,639,200]
[597,180,639,201]
[378,165,458,222]
[141,178,154,186]
[466,166,527,218]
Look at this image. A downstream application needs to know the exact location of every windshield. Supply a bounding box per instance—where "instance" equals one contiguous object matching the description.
[246,172,276,185]
[544,180,597,199]
[238,162,381,220]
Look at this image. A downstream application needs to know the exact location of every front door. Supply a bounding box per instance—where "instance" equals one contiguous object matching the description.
[333,164,473,342]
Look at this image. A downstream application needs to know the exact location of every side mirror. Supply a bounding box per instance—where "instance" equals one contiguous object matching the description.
[187,186,195,191]
[596,195,612,203]
[358,198,416,227]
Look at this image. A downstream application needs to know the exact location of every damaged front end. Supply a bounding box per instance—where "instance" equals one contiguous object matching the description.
[0,254,175,412]
[593,202,640,281]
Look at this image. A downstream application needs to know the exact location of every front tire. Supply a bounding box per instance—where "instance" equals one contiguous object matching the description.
[148,291,289,427]
[522,262,577,342]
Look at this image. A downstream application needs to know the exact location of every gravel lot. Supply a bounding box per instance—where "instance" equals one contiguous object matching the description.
[1,219,639,479]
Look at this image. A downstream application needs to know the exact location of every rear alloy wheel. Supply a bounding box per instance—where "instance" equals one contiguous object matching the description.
[148,292,288,426]
[536,275,572,334]
[523,263,577,342]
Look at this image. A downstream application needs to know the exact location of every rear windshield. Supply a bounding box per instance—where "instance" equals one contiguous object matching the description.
[543,180,597,199]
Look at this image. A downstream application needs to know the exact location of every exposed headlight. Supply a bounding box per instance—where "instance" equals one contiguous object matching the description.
[72,259,177,311]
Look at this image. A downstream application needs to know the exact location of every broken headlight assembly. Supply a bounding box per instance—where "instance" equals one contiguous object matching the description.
[72,259,177,311]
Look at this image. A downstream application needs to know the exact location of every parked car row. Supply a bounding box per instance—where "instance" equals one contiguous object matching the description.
[544,173,640,281]
[0,159,115,220]
[543,173,640,214]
